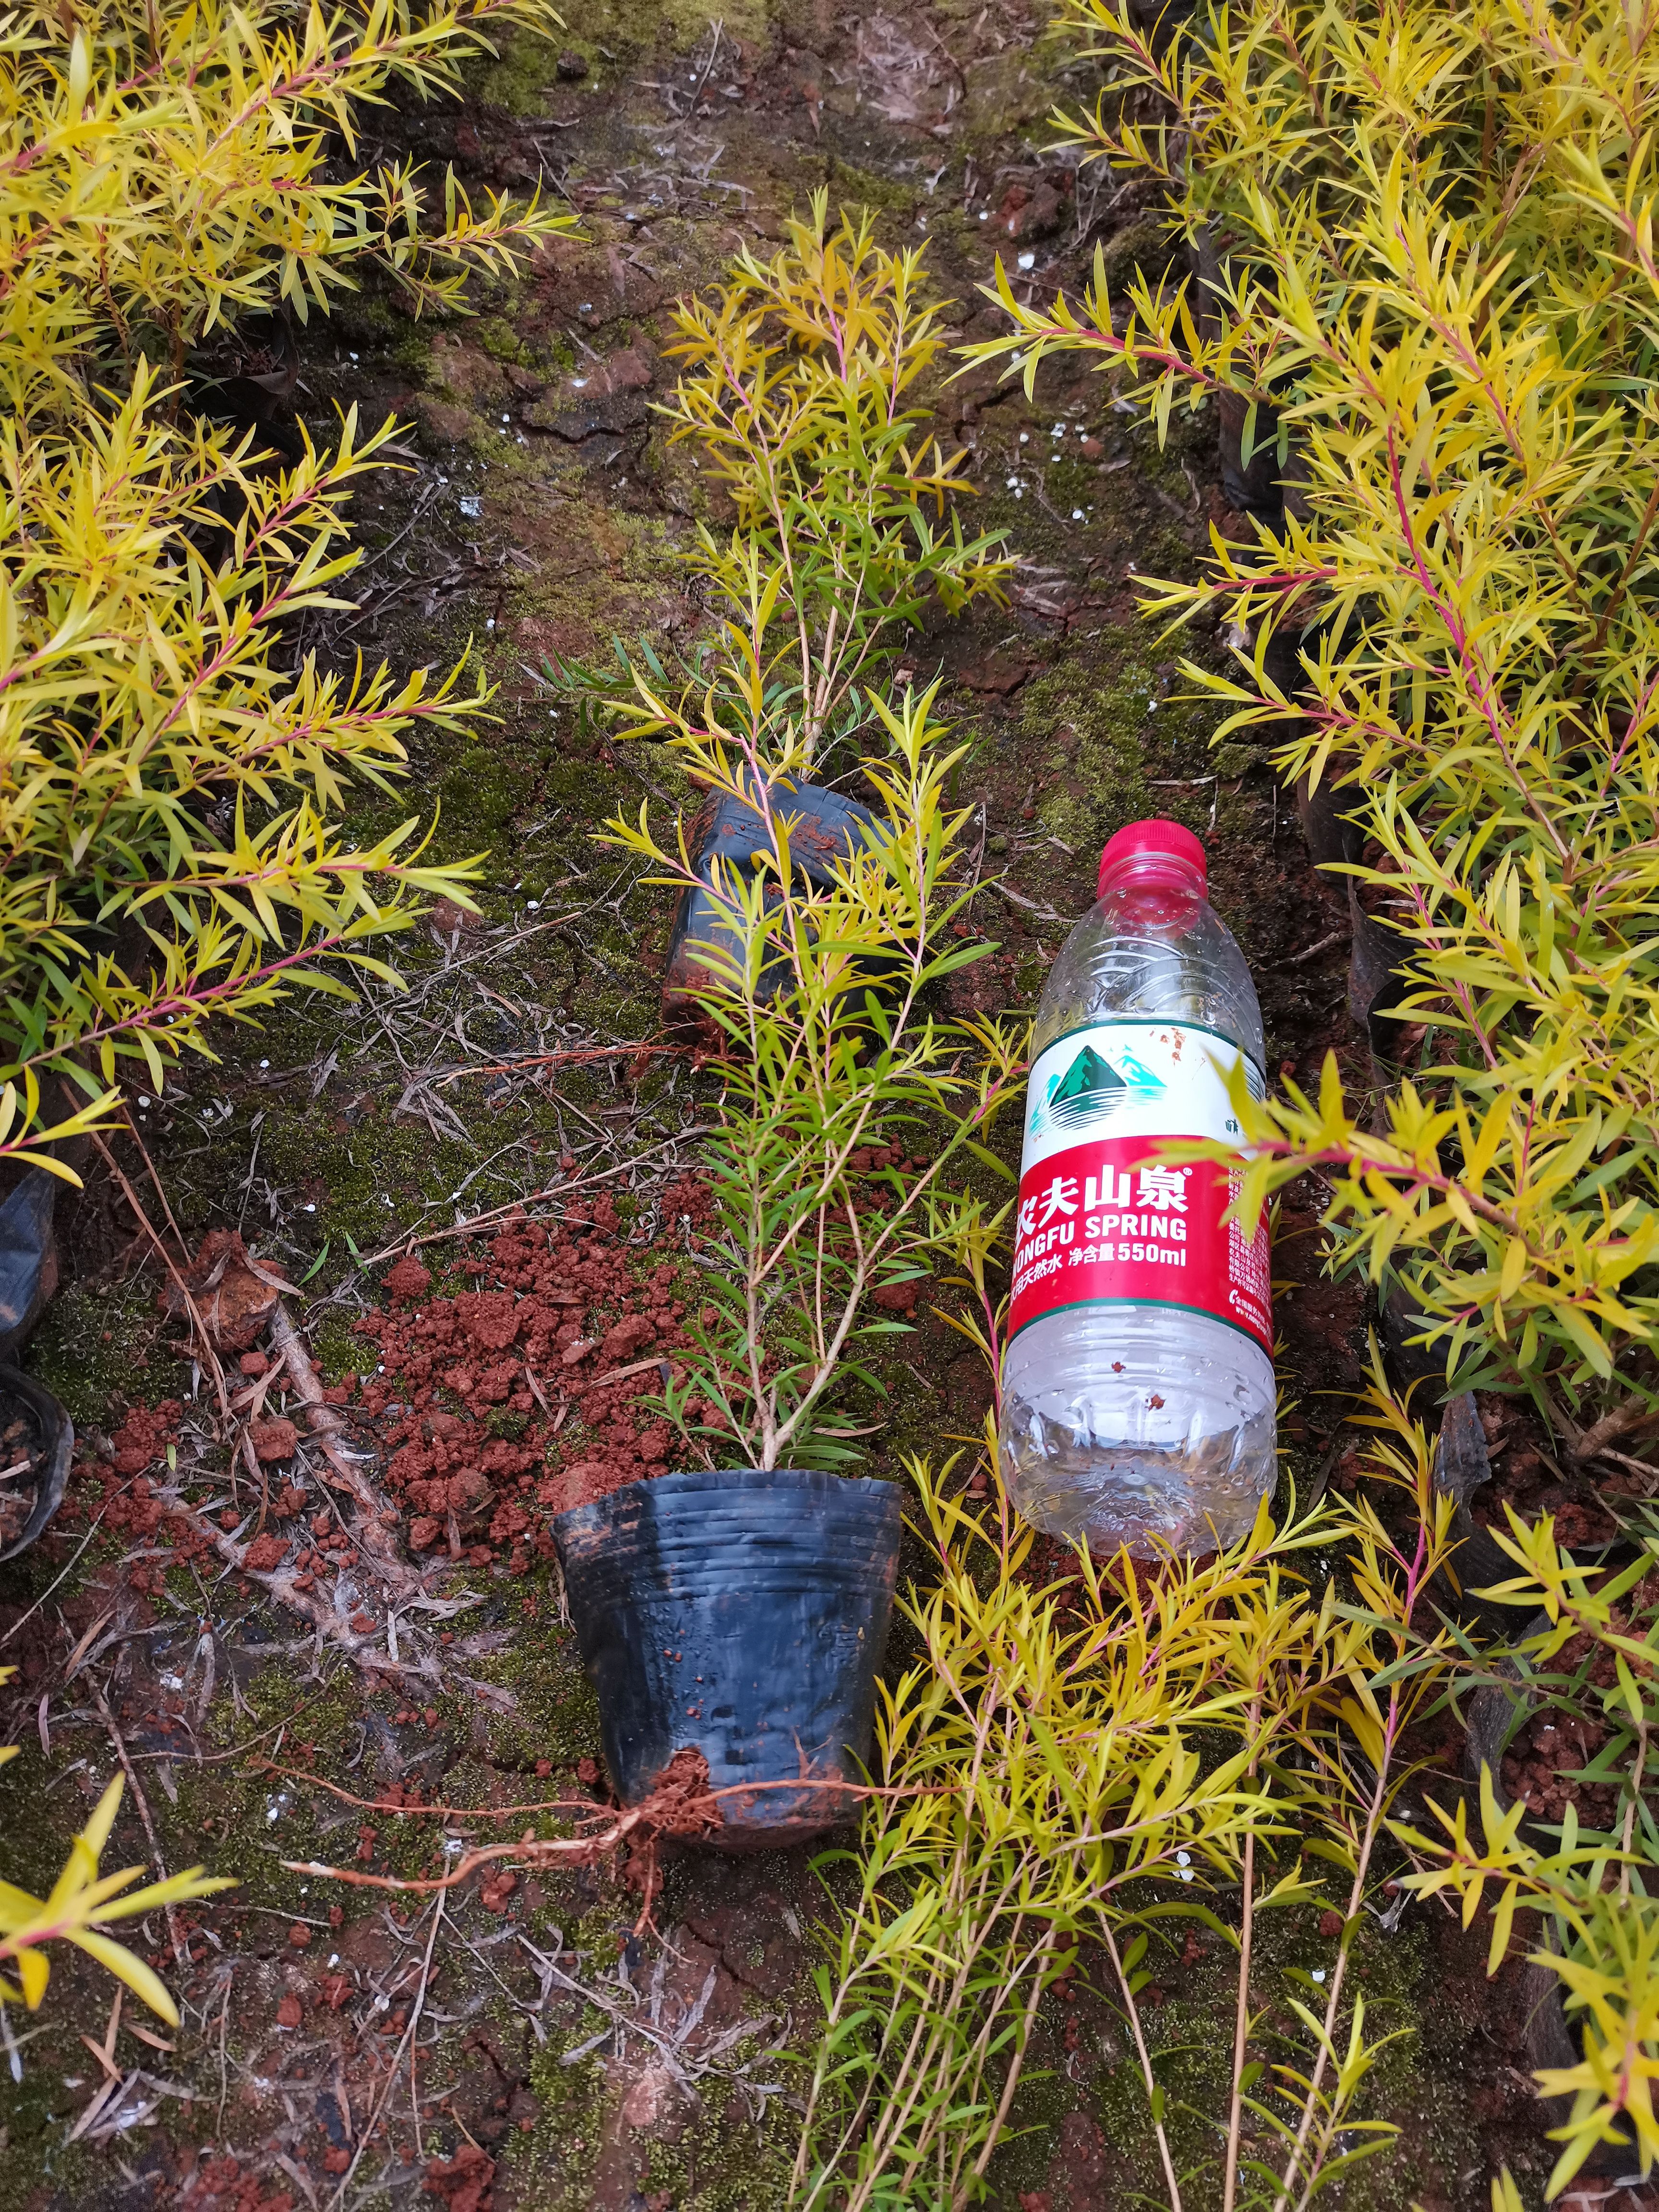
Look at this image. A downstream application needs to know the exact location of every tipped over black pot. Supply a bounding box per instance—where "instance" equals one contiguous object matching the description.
[0,1365,73,1563]
[552,1467,902,1849]
[661,777,884,1039]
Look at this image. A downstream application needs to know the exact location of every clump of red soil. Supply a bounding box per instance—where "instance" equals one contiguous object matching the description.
[180,2155,293,2212]
[384,1254,433,1302]
[65,1177,717,1584]
[72,1398,220,1591]
[350,1178,715,1568]
[1501,1568,1659,1829]
[636,1745,723,1839]
[621,1746,722,1897]
[423,2146,494,2212]
[1503,1702,1620,1829]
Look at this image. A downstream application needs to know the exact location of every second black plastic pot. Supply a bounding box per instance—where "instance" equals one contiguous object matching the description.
[661,777,882,1037]
[1465,1613,1630,2180]
[553,1467,902,1848]
[0,1364,73,1563]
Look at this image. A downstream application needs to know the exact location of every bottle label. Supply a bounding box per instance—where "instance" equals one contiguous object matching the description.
[1007,1019,1272,1352]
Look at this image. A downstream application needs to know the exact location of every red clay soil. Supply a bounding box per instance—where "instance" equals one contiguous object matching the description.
[65,1174,720,1587]
[1499,1567,1659,1828]
[359,1175,715,1555]
[632,1746,722,1839]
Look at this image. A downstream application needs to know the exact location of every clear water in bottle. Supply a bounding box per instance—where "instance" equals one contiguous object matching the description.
[998,818,1275,1555]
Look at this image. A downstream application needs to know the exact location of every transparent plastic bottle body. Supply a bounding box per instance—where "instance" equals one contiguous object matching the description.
[998,850,1276,1555]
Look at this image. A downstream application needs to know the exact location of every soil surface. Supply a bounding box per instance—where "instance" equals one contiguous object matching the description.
[0,2,1638,2208]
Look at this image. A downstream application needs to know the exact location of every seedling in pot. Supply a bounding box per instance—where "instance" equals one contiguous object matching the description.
[600,681,1022,1474]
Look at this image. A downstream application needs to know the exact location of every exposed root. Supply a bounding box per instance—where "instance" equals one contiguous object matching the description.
[268,1301,430,1604]
[283,1807,656,1896]
[284,1762,876,1930]
[161,1490,473,1691]
[620,1748,723,1923]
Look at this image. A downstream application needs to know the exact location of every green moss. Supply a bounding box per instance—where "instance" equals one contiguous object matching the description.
[819,158,919,218]
[639,2074,801,2207]
[28,1276,160,1424]
[975,1906,1487,2207]
[460,23,572,116]
[511,2045,613,2204]
[390,325,449,382]
[1096,212,1183,296]
[1213,740,1269,779]
[466,1584,605,1774]
[0,2063,105,2201]
[1018,656,1152,853]
[475,315,533,367]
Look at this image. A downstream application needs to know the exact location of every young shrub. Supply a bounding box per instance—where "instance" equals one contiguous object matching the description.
[963,0,1659,1457]
[792,1381,1461,2212]
[601,681,1023,1471]
[554,194,1014,769]
[0,0,580,1165]
[580,200,1022,1469]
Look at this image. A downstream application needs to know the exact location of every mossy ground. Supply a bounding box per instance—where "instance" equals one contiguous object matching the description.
[0,1,1561,2207]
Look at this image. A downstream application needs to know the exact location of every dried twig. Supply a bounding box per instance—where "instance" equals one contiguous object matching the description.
[89,1682,187,1971]
[89,1131,232,1423]
[433,1042,686,1086]
[1269,926,1350,971]
[325,1889,446,2209]
[984,878,1073,926]
[267,1303,424,1601]
[159,1488,452,1686]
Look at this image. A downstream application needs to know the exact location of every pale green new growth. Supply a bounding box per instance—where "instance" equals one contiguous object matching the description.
[595,211,1021,1473]
[559,194,1012,768]
[0,1671,232,2023]
[793,1388,1462,2211]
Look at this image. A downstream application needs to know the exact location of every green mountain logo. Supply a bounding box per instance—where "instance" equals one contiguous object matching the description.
[1049,1044,1127,1128]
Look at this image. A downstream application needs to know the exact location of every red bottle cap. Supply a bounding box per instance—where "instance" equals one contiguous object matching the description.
[1097,818,1207,901]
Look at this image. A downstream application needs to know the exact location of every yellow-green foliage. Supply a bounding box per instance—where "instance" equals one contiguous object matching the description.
[592,210,1022,1471]
[0,0,578,1167]
[0,1671,231,2023]
[592,194,1012,766]
[604,680,1022,1473]
[968,0,1659,1432]
[793,1391,1461,2211]
[1402,1508,1659,2196]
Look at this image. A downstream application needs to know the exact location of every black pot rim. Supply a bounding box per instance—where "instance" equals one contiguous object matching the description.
[550,1463,898,1535]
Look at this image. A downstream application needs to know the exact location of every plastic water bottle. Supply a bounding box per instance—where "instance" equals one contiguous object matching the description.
[998,818,1275,1555]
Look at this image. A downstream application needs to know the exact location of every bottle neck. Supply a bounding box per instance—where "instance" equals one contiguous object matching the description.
[1096,854,1206,915]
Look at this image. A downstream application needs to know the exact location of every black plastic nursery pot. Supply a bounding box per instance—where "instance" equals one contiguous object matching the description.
[552,1467,902,1849]
[662,776,881,1037]
[0,1167,61,1364]
[0,1363,73,1563]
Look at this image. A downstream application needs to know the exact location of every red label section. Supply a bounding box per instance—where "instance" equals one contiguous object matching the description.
[1007,1134,1272,1351]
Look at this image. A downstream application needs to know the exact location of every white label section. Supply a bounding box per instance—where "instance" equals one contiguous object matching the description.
[1020,1019,1264,1174]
